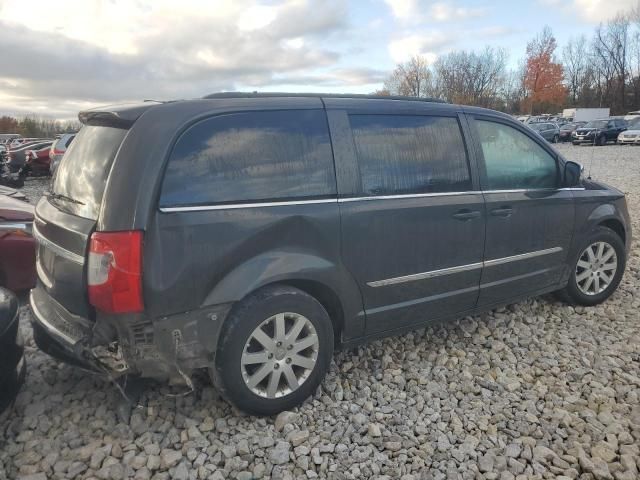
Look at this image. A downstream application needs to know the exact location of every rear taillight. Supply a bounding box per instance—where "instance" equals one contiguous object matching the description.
[52,149,64,155]
[88,231,143,313]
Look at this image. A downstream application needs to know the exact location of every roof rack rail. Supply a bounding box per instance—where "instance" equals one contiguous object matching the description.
[203,91,447,104]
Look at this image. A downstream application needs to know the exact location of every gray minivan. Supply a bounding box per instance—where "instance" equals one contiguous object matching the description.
[30,93,631,415]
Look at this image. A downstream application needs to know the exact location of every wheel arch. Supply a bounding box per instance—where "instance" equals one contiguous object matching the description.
[598,218,626,245]
[278,279,345,346]
[202,251,364,343]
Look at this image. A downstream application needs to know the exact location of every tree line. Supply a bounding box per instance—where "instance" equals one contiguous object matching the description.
[0,115,81,138]
[380,8,640,115]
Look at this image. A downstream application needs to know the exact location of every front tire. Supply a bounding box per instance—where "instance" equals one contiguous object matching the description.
[557,227,626,306]
[596,135,607,146]
[552,134,559,143]
[212,285,334,416]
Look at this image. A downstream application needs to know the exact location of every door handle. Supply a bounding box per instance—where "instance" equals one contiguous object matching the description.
[490,207,513,217]
[452,210,481,221]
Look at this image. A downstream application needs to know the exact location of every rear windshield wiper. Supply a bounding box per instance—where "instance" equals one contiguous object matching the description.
[48,192,85,205]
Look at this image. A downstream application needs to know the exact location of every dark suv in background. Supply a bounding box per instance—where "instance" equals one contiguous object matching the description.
[572,118,628,145]
[30,93,631,415]
[528,122,560,143]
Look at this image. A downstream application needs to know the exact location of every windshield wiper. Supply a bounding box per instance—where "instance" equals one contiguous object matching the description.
[48,192,85,205]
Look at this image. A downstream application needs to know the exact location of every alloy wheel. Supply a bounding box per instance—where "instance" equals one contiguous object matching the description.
[241,312,319,398]
[575,241,618,296]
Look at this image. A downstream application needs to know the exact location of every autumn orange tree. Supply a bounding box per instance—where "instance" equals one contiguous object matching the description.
[522,27,566,114]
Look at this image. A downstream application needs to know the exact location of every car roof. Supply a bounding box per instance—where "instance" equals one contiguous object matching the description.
[79,93,517,127]
[203,91,447,103]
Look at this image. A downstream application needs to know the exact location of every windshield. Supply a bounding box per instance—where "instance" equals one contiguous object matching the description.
[52,125,127,220]
[583,120,608,129]
[628,119,640,130]
[530,124,547,131]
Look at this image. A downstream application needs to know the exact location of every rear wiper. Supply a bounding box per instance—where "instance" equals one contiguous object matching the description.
[48,192,85,205]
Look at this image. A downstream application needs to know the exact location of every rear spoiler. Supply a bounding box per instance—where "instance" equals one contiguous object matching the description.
[78,101,162,129]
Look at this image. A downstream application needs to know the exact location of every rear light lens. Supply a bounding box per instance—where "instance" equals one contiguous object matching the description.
[88,231,143,313]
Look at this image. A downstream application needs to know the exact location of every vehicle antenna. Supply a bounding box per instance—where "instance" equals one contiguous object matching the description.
[587,136,596,179]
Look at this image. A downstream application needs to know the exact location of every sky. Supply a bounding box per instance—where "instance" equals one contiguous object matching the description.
[0,0,638,120]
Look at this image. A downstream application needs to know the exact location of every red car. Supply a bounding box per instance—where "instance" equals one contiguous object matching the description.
[23,146,52,176]
[0,195,36,292]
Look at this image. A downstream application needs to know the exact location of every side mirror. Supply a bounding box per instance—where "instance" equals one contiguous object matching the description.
[564,161,583,187]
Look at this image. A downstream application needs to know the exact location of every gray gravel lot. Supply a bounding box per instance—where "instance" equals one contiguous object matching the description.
[2,144,639,480]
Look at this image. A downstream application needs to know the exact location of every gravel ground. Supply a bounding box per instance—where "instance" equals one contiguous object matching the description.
[2,144,639,480]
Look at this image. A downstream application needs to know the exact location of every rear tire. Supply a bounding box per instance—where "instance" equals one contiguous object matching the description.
[212,285,334,416]
[556,227,626,306]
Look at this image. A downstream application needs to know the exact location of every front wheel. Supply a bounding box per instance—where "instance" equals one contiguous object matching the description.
[552,134,559,143]
[557,227,626,306]
[212,285,334,415]
[596,135,607,146]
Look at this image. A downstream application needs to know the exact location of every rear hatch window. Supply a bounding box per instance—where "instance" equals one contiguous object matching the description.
[52,126,127,220]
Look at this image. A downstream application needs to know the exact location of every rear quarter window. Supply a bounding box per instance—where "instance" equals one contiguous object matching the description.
[159,110,336,208]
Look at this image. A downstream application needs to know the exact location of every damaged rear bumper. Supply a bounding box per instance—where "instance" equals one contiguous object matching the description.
[30,285,231,383]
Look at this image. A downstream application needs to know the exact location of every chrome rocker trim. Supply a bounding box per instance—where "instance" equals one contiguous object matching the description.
[367,247,564,287]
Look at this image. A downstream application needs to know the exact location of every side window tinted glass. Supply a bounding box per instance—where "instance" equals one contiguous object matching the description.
[349,114,471,196]
[476,120,558,190]
[160,110,336,207]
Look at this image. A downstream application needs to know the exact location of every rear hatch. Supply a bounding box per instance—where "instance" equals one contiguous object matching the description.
[34,125,128,318]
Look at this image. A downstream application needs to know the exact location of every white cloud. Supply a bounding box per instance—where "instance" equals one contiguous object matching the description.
[384,0,418,19]
[237,4,279,31]
[574,0,637,21]
[0,0,356,118]
[384,0,485,22]
[537,0,637,22]
[388,34,449,62]
[429,3,485,22]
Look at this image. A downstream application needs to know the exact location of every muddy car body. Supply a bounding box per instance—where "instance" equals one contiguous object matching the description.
[31,94,631,414]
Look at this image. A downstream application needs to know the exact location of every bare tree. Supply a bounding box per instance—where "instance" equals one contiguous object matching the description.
[383,56,434,97]
[594,14,631,110]
[431,47,507,107]
[500,61,527,113]
[563,36,589,105]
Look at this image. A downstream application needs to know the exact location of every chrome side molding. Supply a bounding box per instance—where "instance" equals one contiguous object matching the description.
[367,262,483,287]
[160,187,584,212]
[367,246,563,287]
[483,247,563,267]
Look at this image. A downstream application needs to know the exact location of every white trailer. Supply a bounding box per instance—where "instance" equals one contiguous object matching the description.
[562,108,610,122]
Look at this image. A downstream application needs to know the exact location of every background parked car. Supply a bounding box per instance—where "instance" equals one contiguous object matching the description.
[0,134,22,144]
[559,121,586,142]
[529,121,560,142]
[0,195,36,292]
[23,146,52,176]
[624,111,640,122]
[572,118,627,145]
[617,119,640,145]
[4,140,53,173]
[0,288,26,416]
[49,133,75,175]
[0,186,27,202]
